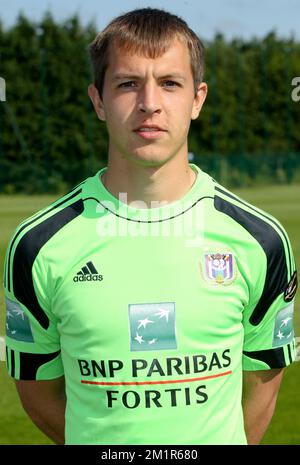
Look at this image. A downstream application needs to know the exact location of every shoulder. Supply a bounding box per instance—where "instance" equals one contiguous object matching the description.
[194,168,288,245]
[212,181,292,259]
[212,182,296,324]
[4,181,86,291]
[7,182,85,260]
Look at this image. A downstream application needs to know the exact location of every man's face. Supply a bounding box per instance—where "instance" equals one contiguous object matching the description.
[89,37,207,167]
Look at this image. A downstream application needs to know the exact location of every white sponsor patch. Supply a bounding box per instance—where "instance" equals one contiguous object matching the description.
[6,298,34,342]
[272,303,294,348]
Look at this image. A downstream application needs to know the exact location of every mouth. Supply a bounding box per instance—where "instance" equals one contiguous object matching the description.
[133,126,167,140]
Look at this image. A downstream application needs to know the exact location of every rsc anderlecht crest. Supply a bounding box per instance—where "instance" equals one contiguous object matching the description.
[201,252,237,286]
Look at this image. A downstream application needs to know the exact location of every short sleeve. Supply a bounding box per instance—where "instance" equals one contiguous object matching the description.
[242,225,298,371]
[3,225,64,381]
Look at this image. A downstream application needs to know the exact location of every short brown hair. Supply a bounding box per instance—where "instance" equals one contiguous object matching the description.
[89,7,205,99]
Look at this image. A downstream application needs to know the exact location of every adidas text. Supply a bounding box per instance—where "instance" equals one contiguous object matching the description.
[73,274,103,282]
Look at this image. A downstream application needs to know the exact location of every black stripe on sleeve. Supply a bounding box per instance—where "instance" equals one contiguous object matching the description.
[19,350,61,380]
[287,344,293,364]
[6,346,9,372]
[214,195,287,325]
[243,347,286,368]
[3,254,8,290]
[12,199,84,329]
[11,349,15,377]
[7,188,82,292]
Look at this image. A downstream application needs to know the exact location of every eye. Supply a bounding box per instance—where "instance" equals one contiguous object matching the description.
[117,80,180,89]
[118,81,136,88]
[163,80,180,88]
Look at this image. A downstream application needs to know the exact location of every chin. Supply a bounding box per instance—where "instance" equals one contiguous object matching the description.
[127,151,170,167]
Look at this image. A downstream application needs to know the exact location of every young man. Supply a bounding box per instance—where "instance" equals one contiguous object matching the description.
[4,8,297,445]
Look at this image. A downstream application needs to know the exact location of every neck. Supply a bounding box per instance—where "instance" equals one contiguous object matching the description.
[101,155,196,209]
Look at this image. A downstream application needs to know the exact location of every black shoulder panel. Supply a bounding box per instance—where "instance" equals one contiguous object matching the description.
[214,195,287,325]
[6,188,82,292]
[243,347,287,368]
[12,199,84,330]
[19,350,62,380]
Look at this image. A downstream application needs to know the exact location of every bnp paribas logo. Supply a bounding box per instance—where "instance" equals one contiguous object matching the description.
[272,303,294,348]
[128,302,177,351]
[5,298,34,342]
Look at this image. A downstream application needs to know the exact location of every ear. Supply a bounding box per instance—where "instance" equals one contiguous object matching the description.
[191,82,208,120]
[88,84,106,121]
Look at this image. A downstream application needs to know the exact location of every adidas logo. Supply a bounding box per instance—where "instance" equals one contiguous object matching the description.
[73,261,103,282]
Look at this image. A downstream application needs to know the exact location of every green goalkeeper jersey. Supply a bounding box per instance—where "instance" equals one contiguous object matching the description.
[4,163,297,445]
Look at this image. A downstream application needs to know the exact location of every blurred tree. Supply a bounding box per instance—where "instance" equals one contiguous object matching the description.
[0,16,299,192]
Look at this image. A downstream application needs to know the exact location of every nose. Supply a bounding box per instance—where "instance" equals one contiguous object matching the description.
[137,82,162,115]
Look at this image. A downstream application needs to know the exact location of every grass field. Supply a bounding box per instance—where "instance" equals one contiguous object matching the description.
[0,185,299,445]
